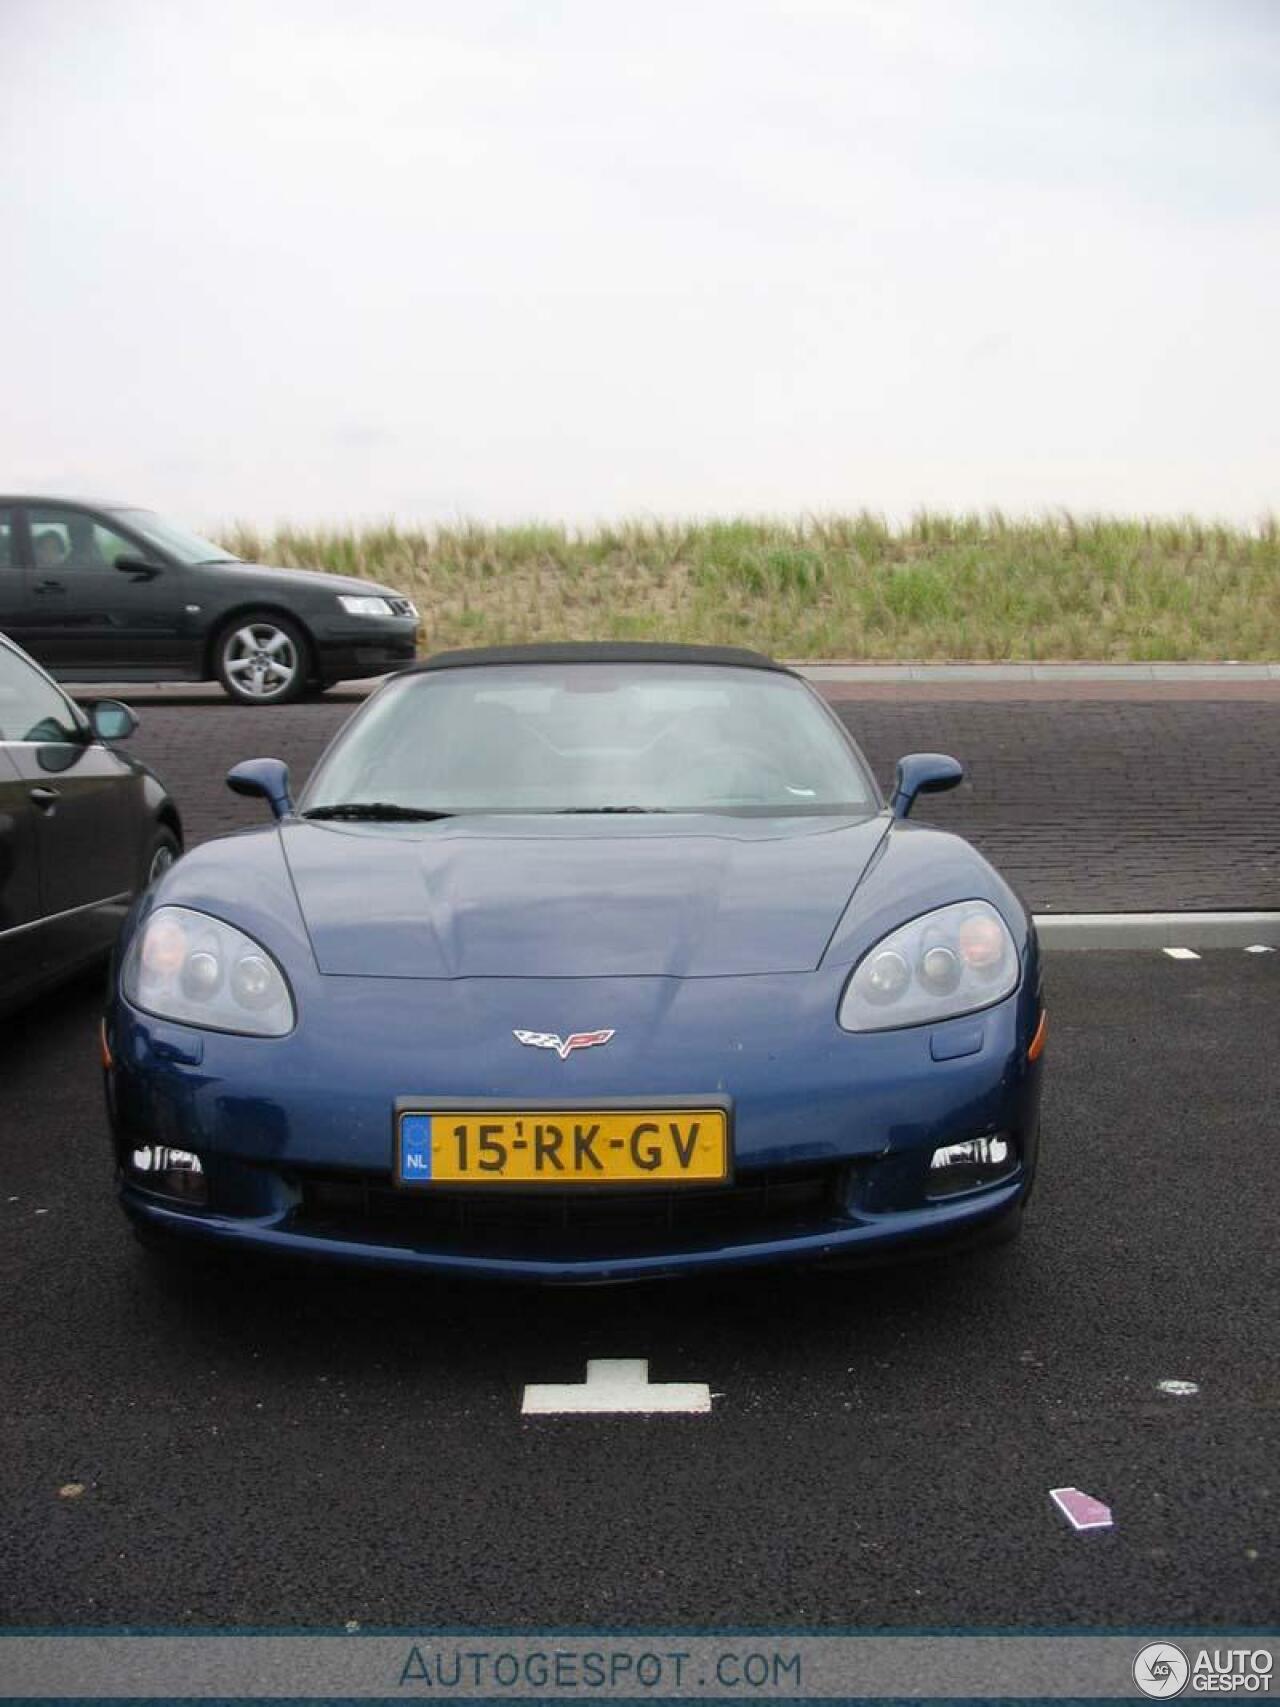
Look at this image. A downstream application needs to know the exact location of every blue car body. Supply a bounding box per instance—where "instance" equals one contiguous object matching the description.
[104,647,1044,1283]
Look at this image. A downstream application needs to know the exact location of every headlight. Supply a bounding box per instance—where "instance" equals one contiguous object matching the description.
[838,900,1018,1032]
[123,906,295,1037]
[338,594,395,617]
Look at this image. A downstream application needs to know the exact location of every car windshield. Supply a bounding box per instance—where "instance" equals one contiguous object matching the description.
[302,663,876,817]
[108,509,239,565]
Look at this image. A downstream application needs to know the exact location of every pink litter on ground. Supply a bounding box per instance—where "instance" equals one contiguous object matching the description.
[1050,1487,1114,1531]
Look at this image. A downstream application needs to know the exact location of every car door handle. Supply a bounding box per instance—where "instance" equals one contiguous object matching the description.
[34,578,67,594]
[29,786,61,810]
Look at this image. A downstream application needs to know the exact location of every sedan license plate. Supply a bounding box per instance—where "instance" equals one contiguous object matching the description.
[395,1108,729,1187]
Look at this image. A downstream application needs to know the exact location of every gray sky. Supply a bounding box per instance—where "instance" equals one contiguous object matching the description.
[3,0,1277,529]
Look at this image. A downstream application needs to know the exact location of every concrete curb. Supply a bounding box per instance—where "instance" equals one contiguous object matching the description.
[1034,911,1280,949]
[63,662,1280,701]
[797,662,1280,683]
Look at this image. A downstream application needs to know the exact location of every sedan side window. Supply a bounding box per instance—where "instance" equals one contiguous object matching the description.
[0,646,85,744]
[0,506,14,568]
[27,506,151,572]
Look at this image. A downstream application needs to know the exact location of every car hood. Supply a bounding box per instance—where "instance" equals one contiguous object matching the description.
[281,814,889,979]
[211,561,402,600]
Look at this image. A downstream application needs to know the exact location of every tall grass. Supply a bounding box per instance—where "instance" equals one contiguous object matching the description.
[221,512,1280,661]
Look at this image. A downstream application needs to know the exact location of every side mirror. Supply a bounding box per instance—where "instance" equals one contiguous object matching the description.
[114,554,160,579]
[227,757,294,821]
[87,699,138,742]
[891,752,964,819]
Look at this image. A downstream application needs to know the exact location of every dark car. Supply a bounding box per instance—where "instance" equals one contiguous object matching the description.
[0,498,418,704]
[106,643,1045,1282]
[0,631,181,1014]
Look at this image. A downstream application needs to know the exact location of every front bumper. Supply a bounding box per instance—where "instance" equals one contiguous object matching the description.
[107,974,1043,1283]
[308,614,419,681]
[120,1172,1029,1282]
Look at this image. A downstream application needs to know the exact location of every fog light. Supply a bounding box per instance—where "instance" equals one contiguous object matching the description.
[928,1134,1016,1197]
[128,1145,207,1203]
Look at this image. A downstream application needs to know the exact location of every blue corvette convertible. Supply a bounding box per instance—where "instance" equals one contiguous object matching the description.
[104,643,1045,1282]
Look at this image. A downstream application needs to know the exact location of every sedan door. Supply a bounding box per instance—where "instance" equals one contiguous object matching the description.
[0,643,140,972]
[0,744,44,1004]
[19,503,188,676]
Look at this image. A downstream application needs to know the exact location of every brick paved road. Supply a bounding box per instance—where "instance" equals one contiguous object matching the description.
[113,692,1279,912]
[838,698,1279,911]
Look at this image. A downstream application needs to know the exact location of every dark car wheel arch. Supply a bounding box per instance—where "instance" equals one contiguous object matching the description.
[142,823,183,887]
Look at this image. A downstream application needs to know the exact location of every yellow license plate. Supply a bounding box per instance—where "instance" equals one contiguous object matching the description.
[395,1108,729,1186]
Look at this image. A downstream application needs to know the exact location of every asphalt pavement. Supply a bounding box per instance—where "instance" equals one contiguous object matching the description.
[110,690,1280,911]
[1,949,1275,1630]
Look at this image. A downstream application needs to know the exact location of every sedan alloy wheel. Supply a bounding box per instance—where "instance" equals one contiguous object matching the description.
[217,618,306,704]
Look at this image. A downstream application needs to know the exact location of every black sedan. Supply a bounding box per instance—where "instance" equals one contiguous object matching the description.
[0,631,181,1014]
[0,497,419,704]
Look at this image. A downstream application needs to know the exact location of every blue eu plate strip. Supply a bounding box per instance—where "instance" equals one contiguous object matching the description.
[399,1114,433,1181]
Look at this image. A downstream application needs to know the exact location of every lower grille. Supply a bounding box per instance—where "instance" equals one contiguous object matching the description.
[291,1165,846,1259]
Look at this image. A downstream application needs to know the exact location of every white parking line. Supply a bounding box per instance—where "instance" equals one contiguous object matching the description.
[1036,911,1279,951]
[521,1358,712,1416]
[1244,944,1275,954]
[1163,947,1201,960]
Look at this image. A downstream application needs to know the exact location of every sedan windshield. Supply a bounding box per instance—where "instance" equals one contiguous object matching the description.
[302,664,876,817]
[108,509,239,565]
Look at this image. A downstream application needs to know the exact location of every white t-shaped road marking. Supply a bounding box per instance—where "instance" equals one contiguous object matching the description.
[522,1358,712,1415]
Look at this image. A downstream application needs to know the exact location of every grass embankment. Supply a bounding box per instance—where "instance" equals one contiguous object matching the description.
[221,514,1279,661]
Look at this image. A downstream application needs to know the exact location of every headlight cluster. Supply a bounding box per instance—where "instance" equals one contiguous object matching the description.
[839,900,1018,1032]
[123,906,295,1037]
[338,594,399,617]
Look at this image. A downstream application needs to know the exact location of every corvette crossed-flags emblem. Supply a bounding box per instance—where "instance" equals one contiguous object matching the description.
[513,1029,615,1060]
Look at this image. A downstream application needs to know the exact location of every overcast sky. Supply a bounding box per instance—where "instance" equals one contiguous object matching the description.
[2,0,1277,530]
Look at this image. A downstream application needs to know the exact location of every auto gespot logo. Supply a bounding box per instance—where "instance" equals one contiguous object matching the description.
[1134,1644,1274,1697]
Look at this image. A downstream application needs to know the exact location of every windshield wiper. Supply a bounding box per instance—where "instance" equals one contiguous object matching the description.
[303,802,452,822]
[556,805,668,814]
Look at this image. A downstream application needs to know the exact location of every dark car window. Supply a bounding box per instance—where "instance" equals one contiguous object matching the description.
[28,505,153,572]
[108,509,238,565]
[0,646,85,744]
[304,664,876,817]
[0,507,14,569]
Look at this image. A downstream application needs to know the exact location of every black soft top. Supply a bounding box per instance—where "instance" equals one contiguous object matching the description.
[408,642,792,674]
